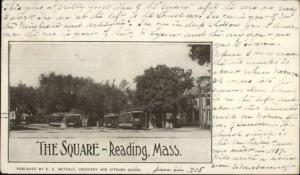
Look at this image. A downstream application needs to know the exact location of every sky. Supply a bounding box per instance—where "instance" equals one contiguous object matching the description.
[10,42,211,88]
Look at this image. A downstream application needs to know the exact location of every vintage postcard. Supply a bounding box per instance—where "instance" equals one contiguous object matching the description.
[1,0,299,174]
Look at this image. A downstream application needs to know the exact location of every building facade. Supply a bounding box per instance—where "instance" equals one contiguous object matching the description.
[183,76,211,129]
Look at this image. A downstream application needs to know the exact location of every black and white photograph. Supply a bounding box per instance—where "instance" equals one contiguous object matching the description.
[8,42,212,163]
[2,0,299,174]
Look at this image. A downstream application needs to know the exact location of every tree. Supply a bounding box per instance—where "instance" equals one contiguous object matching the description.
[188,45,210,65]
[10,83,37,123]
[119,79,129,91]
[36,72,130,125]
[38,72,82,113]
[119,79,135,109]
[11,72,134,126]
[135,65,194,127]
[102,83,126,113]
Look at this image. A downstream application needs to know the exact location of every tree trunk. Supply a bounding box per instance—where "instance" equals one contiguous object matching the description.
[199,95,203,129]
[148,112,154,129]
[192,111,195,124]
[15,110,21,124]
[204,93,208,129]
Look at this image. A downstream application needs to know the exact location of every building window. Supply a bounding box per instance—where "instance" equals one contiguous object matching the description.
[206,98,210,106]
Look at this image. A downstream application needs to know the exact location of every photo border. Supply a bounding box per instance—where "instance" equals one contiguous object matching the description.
[7,41,213,164]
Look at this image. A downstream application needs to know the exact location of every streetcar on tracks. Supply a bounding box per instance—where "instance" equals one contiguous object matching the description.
[49,113,82,127]
[118,110,148,129]
[103,113,120,128]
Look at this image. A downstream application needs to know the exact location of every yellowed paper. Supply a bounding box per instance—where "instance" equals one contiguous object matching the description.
[1,0,299,174]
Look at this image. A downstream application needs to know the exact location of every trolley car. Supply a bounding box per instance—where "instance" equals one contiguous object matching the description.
[118,111,147,129]
[49,113,82,127]
[103,113,120,128]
